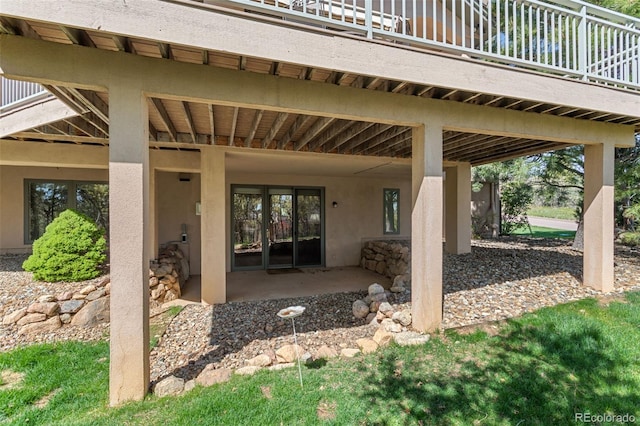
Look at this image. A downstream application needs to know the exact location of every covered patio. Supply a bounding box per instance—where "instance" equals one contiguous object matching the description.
[1,0,637,406]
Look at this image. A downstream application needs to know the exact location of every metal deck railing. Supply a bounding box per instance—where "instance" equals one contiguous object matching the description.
[215,0,640,91]
[1,77,50,113]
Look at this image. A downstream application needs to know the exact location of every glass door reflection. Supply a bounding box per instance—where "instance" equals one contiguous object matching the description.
[268,189,293,268]
[232,188,263,268]
[295,188,322,266]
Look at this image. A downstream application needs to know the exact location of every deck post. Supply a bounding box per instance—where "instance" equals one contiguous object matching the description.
[411,122,444,332]
[444,162,472,254]
[108,82,150,406]
[583,142,615,292]
[201,146,226,304]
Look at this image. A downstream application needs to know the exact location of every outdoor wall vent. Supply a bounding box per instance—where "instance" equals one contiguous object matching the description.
[179,173,191,182]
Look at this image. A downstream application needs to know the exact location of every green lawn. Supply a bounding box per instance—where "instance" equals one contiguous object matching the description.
[512,225,577,239]
[527,206,576,220]
[2,292,639,425]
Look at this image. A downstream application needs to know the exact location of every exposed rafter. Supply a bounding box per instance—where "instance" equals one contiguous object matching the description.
[308,120,354,151]
[262,112,288,148]
[59,26,96,47]
[208,104,216,144]
[179,101,197,143]
[294,117,334,151]
[278,114,313,149]
[150,98,177,142]
[228,107,239,146]
[245,109,264,147]
[323,121,376,153]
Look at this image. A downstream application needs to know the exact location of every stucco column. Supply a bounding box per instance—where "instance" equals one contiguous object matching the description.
[108,84,150,405]
[444,163,472,254]
[583,143,615,292]
[149,166,158,261]
[411,123,443,332]
[201,147,226,304]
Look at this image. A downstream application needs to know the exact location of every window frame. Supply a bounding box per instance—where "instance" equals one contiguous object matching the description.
[23,179,109,244]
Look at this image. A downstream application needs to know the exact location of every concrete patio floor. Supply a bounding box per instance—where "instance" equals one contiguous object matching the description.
[177,266,392,304]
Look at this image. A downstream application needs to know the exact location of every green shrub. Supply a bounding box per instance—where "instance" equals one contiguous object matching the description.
[23,209,107,282]
[619,232,640,247]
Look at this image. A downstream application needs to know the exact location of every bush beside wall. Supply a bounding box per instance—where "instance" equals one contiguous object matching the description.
[23,209,107,282]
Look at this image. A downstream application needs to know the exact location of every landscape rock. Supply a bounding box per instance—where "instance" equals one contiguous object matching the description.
[394,332,430,346]
[368,283,385,296]
[60,313,72,324]
[378,302,394,316]
[17,313,47,326]
[236,366,262,376]
[59,300,85,314]
[247,354,272,367]
[380,318,402,333]
[365,313,377,324]
[356,338,379,354]
[37,295,56,303]
[79,285,96,295]
[369,301,382,313]
[85,288,106,302]
[184,380,196,392]
[195,366,232,387]
[56,291,74,301]
[154,375,185,397]
[72,293,86,300]
[315,345,338,359]
[2,308,27,325]
[27,302,59,317]
[18,316,61,335]
[71,297,110,327]
[352,300,370,319]
[340,348,361,358]
[392,310,412,326]
[373,328,394,347]
[276,344,302,363]
[268,363,295,371]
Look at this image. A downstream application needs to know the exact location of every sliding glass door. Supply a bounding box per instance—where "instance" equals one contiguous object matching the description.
[232,186,324,270]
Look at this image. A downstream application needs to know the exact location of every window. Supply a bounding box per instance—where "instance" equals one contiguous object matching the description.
[383,188,400,234]
[25,180,109,243]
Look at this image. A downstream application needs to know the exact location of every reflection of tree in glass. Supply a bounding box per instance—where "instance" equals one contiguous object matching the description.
[384,189,399,234]
[233,193,262,248]
[296,195,321,239]
[76,184,109,236]
[29,183,68,241]
[270,195,292,242]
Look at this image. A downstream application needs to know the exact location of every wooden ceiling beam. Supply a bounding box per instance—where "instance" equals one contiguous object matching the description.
[353,126,408,154]
[179,101,197,143]
[278,114,313,149]
[59,26,96,48]
[294,116,334,151]
[229,106,239,146]
[262,112,288,148]
[208,104,216,143]
[323,121,376,152]
[309,120,354,151]
[150,98,177,142]
[339,123,393,153]
[245,109,264,147]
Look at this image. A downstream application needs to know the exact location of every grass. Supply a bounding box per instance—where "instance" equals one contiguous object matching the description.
[1,292,639,425]
[511,225,577,239]
[149,305,183,349]
[527,206,576,220]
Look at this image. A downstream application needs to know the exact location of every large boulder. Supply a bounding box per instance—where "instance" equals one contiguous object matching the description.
[71,296,110,327]
[59,300,85,314]
[276,344,302,363]
[27,302,59,317]
[394,332,430,347]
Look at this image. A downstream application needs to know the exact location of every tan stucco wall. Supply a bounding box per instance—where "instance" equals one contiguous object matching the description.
[0,165,108,253]
[226,171,411,271]
[155,171,202,274]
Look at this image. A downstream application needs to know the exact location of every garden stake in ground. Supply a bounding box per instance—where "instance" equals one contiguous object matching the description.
[277,306,306,388]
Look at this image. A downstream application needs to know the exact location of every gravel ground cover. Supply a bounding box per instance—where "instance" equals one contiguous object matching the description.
[1,238,638,385]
